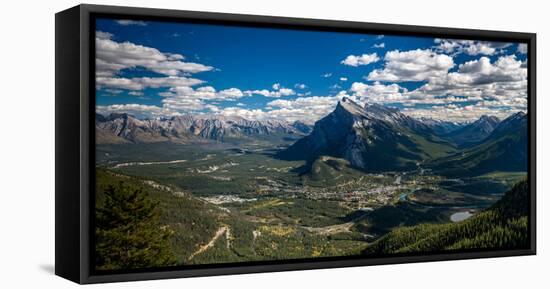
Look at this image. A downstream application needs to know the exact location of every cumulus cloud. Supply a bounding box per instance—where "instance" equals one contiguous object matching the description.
[321,73,332,78]
[517,43,528,54]
[212,95,345,124]
[148,85,247,113]
[434,39,512,56]
[96,76,204,90]
[344,54,527,120]
[372,43,385,49]
[265,95,343,123]
[340,77,348,81]
[402,102,524,122]
[96,104,164,118]
[116,20,147,26]
[410,55,527,101]
[244,83,295,98]
[95,33,213,77]
[349,81,408,103]
[218,107,267,120]
[164,86,245,101]
[341,53,380,67]
[96,31,113,40]
[367,49,454,82]
[294,83,307,89]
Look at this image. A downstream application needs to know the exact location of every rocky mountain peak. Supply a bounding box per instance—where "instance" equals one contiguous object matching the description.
[476,115,500,127]
[335,97,367,117]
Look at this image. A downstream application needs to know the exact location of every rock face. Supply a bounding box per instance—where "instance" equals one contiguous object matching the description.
[95,113,310,144]
[444,115,500,147]
[280,97,455,172]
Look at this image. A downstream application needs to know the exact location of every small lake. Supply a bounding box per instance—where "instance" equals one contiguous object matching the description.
[450,211,473,223]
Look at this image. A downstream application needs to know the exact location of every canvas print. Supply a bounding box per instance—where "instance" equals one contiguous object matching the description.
[94,17,529,271]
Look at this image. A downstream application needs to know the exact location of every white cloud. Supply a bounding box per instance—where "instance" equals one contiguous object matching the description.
[398,55,528,119]
[367,49,454,82]
[321,73,332,78]
[213,95,345,124]
[161,97,205,112]
[151,85,247,113]
[411,55,527,101]
[340,77,348,81]
[402,103,524,122]
[517,43,528,54]
[341,53,380,67]
[219,107,267,120]
[434,39,512,56]
[345,54,527,119]
[265,95,343,123]
[116,20,147,26]
[376,35,384,40]
[97,104,164,118]
[96,31,113,40]
[244,84,295,98]
[104,89,123,95]
[96,76,204,90]
[349,81,408,103]
[329,84,342,90]
[96,34,213,77]
[218,87,245,98]
[294,83,307,89]
[372,43,385,49]
[166,86,244,101]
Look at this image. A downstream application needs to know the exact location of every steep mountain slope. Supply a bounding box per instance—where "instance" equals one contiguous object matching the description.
[280,97,456,172]
[444,115,500,147]
[363,179,529,254]
[430,112,527,177]
[95,113,307,144]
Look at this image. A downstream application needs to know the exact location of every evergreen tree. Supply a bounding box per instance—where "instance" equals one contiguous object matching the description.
[95,182,176,270]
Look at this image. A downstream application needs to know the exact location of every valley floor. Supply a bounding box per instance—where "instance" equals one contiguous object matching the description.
[94,142,527,270]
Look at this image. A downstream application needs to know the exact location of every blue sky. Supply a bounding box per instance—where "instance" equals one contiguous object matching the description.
[95,18,528,123]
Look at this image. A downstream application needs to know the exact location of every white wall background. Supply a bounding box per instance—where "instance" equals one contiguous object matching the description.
[0,0,546,287]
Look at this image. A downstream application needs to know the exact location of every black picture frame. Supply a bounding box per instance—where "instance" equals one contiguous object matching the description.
[55,4,537,284]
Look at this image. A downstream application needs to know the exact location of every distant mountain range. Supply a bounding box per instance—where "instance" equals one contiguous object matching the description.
[443,115,501,147]
[430,111,528,176]
[419,117,462,135]
[95,113,311,144]
[97,98,528,177]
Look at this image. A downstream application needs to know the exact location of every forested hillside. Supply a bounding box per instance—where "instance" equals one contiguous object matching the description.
[363,180,529,254]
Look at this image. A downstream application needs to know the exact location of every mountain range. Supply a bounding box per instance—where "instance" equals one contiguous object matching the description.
[443,115,501,147]
[97,98,528,177]
[280,97,527,176]
[430,111,528,176]
[95,113,311,144]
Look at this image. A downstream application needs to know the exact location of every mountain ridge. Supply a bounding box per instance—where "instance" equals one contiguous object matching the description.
[429,111,528,176]
[95,113,312,144]
[444,114,500,147]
